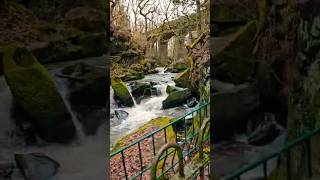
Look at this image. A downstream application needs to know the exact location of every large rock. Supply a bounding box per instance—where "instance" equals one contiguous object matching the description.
[3,45,76,143]
[212,83,260,141]
[165,58,188,73]
[57,62,107,135]
[248,119,282,146]
[166,85,178,94]
[212,21,257,84]
[174,68,192,89]
[64,7,106,33]
[15,153,59,180]
[58,62,107,107]
[162,89,192,109]
[111,76,134,107]
[131,81,151,98]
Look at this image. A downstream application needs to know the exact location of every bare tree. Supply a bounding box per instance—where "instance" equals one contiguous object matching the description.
[137,0,157,34]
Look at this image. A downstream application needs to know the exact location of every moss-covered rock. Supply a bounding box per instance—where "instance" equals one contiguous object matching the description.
[174,68,192,88]
[162,89,192,109]
[111,76,134,107]
[166,85,181,94]
[212,21,257,84]
[131,82,151,98]
[2,44,76,143]
[165,61,188,73]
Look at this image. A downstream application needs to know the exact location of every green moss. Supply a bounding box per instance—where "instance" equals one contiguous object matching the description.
[213,21,257,84]
[2,44,75,142]
[174,68,191,88]
[111,76,134,107]
[112,117,175,152]
[162,89,192,109]
[166,85,177,94]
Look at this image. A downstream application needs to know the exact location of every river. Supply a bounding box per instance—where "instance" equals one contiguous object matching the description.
[0,55,107,180]
[110,67,195,147]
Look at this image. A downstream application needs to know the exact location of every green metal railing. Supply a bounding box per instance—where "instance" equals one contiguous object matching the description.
[110,102,210,179]
[150,117,210,180]
[224,127,320,180]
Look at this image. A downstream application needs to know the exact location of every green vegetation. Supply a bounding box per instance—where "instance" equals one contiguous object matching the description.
[2,44,75,142]
[111,76,134,107]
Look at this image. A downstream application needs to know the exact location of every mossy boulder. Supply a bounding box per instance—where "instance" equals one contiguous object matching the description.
[166,85,183,94]
[162,89,192,109]
[166,85,177,94]
[174,68,192,88]
[2,44,76,143]
[111,76,134,107]
[131,82,151,98]
[165,61,188,73]
[212,21,257,84]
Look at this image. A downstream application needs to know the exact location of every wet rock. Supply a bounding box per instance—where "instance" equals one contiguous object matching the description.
[15,153,59,180]
[115,110,128,121]
[248,119,282,146]
[212,84,260,141]
[212,21,256,84]
[59,62,107,107]
[76,107,106,135]
[187,97,198,107]
[174,68,192,89]
[165,59,188,73]
[131,82,151,98]
[147,68,158,74]
[111,76,134,107]
[162,89,192,109]
[3,44,76,143]
[166,85,178,94]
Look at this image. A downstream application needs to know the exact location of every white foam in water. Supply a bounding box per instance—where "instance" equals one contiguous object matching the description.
[110,68,179,146]
[0,57,108,180]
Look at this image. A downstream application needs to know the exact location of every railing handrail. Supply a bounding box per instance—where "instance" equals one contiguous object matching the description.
[224,126,320,180]
[110,101,210,157]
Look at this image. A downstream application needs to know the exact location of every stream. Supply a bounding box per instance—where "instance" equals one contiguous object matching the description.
[0,55,107,180]
[110,67,195,147]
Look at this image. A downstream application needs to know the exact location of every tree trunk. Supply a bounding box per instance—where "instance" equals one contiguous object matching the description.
[196,0,201,32]
[144,17,148,34]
